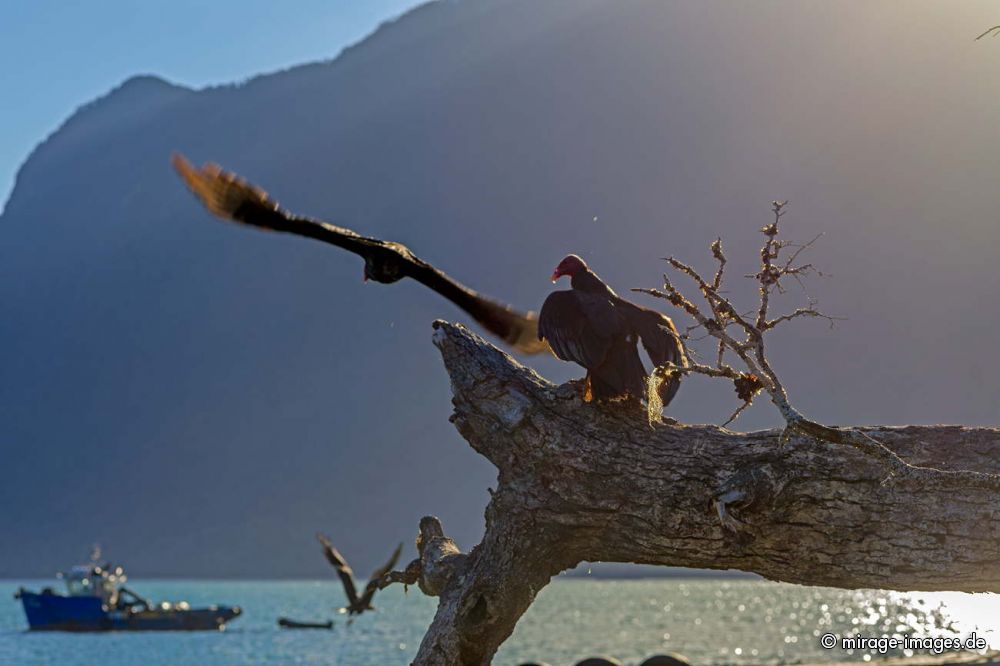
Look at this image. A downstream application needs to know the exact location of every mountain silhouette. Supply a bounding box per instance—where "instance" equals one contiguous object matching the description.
[2,0,999,577]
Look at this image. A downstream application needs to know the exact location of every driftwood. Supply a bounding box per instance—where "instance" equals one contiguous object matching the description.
[383,320,1000,666]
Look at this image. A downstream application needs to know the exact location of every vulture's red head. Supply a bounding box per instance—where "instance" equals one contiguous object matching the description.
[551,254,587,282]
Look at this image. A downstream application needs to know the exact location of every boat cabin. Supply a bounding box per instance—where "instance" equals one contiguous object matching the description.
[60,564,126,606]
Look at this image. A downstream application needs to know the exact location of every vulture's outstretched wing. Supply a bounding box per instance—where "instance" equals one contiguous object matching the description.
[539,290,650,399]
[617,302,686,405]
[316,533,358,607]
[538,290,625,369]
[172,154,549,355]
[357,542,403,610]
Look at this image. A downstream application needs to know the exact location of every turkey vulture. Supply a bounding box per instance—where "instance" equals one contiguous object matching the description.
[538,255,684,404]
[172,154,548,355]
[316,533,402,616]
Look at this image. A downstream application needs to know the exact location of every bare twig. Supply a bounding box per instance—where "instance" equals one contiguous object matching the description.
[754,201,786,329]
[710,237,726,290]
[975,25,1000,40]
[635,202,947,467]
[633,204,1000,485]
[720,401,752,429]
[765,305,845,330]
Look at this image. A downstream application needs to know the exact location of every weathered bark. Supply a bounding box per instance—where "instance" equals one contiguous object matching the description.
[399,320,1000,666]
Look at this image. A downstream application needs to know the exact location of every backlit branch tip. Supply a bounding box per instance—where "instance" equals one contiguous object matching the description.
[635,201,837,429]
[975,26,1000,41]
[633,205,1000,491]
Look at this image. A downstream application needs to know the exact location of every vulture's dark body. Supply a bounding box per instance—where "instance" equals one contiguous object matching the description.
[539,267,683,405]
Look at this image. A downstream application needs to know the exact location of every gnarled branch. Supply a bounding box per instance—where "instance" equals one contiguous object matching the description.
[389,321,1000,665]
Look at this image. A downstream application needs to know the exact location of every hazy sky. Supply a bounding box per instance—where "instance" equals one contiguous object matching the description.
[4,0,1000,579]
[0,0,421,209]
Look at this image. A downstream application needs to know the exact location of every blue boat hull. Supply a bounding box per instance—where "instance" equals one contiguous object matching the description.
[17,590,241,632]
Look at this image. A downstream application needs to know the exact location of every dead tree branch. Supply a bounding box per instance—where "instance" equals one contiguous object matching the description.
[352,203,1000,666]
[975,25,1000,40]
[387,321,1000,665]
[631,204,1000,494]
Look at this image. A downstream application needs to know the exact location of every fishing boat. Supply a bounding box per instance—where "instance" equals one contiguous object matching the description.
[14,552,241,632]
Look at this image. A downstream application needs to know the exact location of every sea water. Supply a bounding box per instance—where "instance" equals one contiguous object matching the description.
[1,578,996,665]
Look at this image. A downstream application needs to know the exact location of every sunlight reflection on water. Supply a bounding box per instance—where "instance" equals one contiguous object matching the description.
[499,580,1000,665]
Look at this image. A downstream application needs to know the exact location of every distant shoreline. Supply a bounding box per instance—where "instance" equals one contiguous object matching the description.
[0,572,758,582]
[0,563,762,581]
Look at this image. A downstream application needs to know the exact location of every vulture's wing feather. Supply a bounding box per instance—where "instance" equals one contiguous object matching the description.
[316,533,359,606]
[358,542,403,609]
[401,256,549,355]
[628,306,684,369]
[173,154,549,355]
[618,300,686,407]
[538,291,624,369]
[173,155,371,254]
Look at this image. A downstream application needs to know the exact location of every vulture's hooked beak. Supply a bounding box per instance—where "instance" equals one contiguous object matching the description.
[550,269,562,283]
